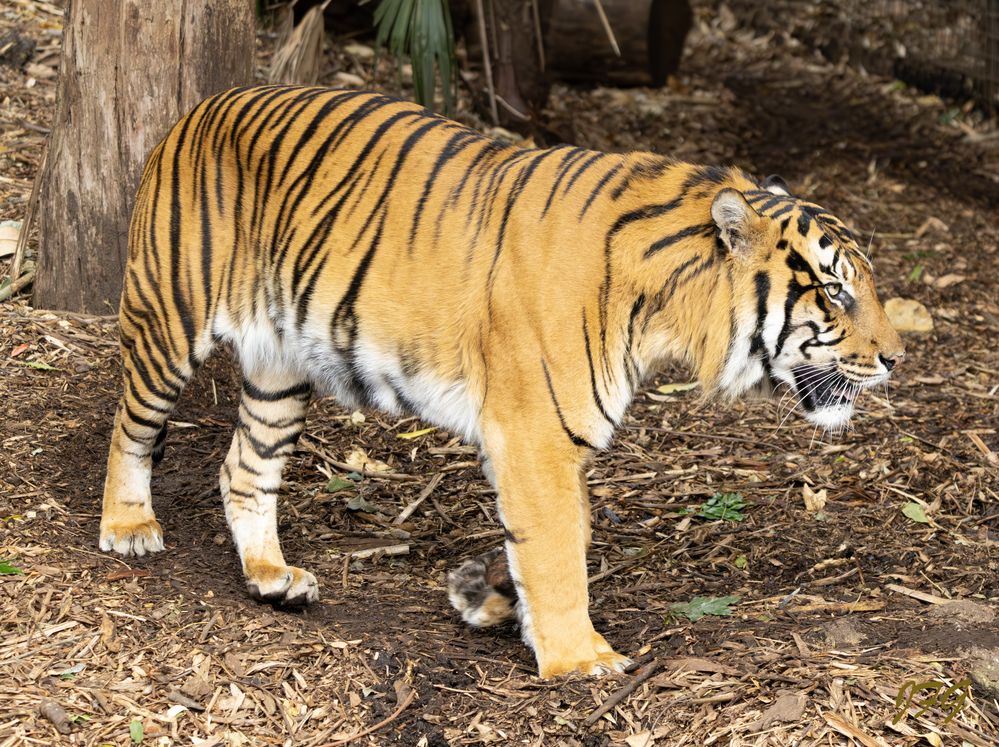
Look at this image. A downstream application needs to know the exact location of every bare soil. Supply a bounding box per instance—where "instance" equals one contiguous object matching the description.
[2,4,998,746]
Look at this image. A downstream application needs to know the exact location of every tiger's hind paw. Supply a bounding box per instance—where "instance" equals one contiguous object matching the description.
[99,517,164,557]
[448,547,520,628]
[245,562,319,608]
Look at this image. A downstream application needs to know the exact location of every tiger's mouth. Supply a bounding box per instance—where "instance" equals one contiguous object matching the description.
[789,364,861,429]
[791,365,860,411]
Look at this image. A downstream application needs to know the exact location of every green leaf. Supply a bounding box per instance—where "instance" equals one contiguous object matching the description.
[656,382,699,394]
[902,502,930,524]
[670,595,740,622]
[0,559,22,575]
[129,719,144,743]
[908,263,924,282]
[373,0,456,113]
[14,359,60,371]
[696,492,746,522]
[734,554,748,570]
[325,477,355,493]
[346,494,377,513]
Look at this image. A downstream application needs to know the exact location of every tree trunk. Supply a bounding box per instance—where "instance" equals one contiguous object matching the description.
[34,0,255,313]
[546,0,692,87]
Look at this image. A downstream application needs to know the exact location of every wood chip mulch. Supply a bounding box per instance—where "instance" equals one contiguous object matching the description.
[2,2,998,745]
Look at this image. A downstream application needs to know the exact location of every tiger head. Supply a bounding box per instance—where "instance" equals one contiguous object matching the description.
[712,176,905,431]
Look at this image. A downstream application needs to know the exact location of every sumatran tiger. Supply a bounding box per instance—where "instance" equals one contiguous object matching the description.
[99,85,904,677]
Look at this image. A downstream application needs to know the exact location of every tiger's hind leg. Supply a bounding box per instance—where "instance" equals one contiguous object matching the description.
[448,547,520,627]
[100,318,196,556]
[221,367,317,607]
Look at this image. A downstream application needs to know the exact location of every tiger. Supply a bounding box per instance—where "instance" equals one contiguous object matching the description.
[99,85,904,678]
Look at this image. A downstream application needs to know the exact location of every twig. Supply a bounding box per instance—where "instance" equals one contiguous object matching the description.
[394,472,443,525]
[591,0,620,57]
[495,94,531,121]
[298,438,419,482]
[529,0,545,70]
[885,583,950,605]
[321,684,416,745]
[0,270,35,303]
[583,659,660,726]
[474,0,499,124]
[8,144,45,284]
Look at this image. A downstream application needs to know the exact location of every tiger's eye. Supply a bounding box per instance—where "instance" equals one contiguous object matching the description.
[825,282,843,299]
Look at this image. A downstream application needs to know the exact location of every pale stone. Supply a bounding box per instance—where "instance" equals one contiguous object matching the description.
[884,297,934,333]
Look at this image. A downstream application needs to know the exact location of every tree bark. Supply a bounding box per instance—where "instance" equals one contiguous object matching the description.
[34,0,255,313]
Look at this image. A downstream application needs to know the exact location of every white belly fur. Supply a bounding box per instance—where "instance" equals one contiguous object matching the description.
[215,308,481,444]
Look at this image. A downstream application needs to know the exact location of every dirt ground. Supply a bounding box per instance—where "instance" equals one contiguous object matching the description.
[2,3,998,746]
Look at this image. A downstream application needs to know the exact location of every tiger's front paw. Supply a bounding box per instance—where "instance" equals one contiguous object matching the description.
[538,632,633,678]
[99,517,164,557]
[245,562,319,607]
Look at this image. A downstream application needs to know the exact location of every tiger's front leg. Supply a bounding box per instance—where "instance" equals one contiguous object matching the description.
[482,419,632,678]
[221,368,318,607]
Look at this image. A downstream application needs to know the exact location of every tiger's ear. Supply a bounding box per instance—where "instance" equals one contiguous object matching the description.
[762,174,791,196]
[711,189,759,255]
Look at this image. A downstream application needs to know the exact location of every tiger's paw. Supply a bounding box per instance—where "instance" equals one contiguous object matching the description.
[448,547,519,628]
[245,562,319,607]
[99,517,164,557]
[538,633,633,678]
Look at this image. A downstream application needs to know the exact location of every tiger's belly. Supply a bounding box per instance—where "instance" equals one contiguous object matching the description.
[310,335,481,443]
[216,309,481,444]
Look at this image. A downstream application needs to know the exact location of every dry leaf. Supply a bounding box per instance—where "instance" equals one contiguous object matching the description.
[657,382,699,394]
[749,692,807,730]
[625,732,655,747]
[932,273,965,289]
[914,216,949,238]
[0,221,20,258]
[802,484,827,512]
[344,447,391,474]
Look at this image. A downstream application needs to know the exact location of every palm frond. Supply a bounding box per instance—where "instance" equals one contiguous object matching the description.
[373,0,456,113]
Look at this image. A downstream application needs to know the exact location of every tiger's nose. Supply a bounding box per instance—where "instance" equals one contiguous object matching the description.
[879,350,905,371]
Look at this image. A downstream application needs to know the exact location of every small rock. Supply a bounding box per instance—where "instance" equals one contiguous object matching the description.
[332,71,365,88]
[968,647,999,701]
[885,297,933,333]
[343,42,374,60]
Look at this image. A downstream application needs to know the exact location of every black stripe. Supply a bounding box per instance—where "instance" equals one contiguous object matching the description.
[644,223,716,259]
[749,271,770,356]
[409,130,479,249]
[242,380,311,401]
[579,162,624,220]
[541,359,594,449]
[582,316,615,425]
[561,151,604,197]
[540,147,588,218]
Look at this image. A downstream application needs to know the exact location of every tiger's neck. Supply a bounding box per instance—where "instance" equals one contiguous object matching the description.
[603,160,765,399]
